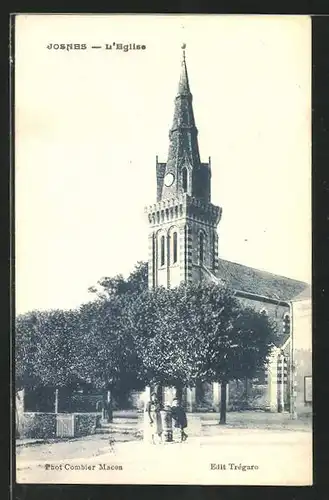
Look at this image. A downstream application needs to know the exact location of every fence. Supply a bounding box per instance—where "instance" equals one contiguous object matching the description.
[56,413,75,438]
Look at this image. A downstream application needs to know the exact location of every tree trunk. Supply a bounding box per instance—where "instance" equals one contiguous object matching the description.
[16,389,25,437]
[244,377,249,409]
[219,382,227,425]
[105,389,113,423]
[174,385,183,405]
[54,388,59,414]
[155,384,163,405]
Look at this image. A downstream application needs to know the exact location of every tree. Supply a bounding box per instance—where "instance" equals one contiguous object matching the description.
[77,295,144,420]
[88,261,148,300]
[15,264,148,416]
[126,282,239,398]
[16,265,276,424]
[126,261,148,294]
[127,281,277,423]
[15,308,82,411]
[15,310,46,393]
[182,283,277,423]
[126,286,194,391]
[197,304,277,423]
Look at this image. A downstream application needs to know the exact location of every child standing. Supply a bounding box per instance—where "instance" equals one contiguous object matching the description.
[171,398,188,442]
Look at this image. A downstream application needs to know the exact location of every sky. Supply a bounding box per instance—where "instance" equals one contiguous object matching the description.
[15,14,311,314]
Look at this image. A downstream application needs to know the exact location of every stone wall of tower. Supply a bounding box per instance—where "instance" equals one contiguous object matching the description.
[188,220,219,279]
[183,223,193,284]
[147,222,190,289]
[147,232,155,289]
[145,196,221,290]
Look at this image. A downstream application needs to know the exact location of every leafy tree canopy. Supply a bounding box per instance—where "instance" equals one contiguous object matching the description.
[16,264,277,405]
[127,281,277,388]
[88,261,148,299]
[77,296,144,392]
[15,308,81,391]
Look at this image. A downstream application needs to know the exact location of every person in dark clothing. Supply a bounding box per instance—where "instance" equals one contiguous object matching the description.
[171,398,188,442]
[97,398,113,423]
[104,399,113,423]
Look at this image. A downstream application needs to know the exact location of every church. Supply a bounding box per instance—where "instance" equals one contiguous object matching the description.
[15,46,312,435]
[134,46,312,416]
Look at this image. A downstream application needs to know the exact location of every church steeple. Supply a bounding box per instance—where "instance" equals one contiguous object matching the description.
[167,44,201,173]
[157,45,211,202]
[146,46,222,290]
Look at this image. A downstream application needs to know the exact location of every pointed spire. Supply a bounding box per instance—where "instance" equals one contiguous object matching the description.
[158,46,212,203]
[165,44,200,170]
[178,43,190,95]
[170,44,197,133]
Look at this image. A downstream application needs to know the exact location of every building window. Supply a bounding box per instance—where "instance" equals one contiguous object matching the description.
[160,235,165,267]
[173,232,178,264]
[282,313,291,335]
[199,232,205,264]
[182,168,188,193]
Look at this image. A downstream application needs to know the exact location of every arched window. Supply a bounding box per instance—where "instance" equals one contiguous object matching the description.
[173,232,178,264]
[282,314,291,335]
[182,168,188,193]
[199,232,204,264]
[160,235,165,267]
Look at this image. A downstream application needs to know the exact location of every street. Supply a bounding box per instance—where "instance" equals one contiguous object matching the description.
[16,412,312,486]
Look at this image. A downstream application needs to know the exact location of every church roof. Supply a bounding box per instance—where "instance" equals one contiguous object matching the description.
[292,284,312,301]
[216,258,310,302]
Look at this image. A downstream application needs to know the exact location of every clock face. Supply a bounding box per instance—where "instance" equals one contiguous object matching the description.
[164,173,175,187]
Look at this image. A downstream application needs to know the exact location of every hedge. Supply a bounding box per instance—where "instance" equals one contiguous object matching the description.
[21,412,56,439]
[19,412,100,439]
[74,413,99,437]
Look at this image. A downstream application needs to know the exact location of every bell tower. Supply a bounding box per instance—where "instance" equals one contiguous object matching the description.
[145,45,222,290]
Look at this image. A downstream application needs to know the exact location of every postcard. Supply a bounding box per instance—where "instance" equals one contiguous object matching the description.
[14,14,312,486]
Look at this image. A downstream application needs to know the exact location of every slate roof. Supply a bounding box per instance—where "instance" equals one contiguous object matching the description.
[292,285,312,301]
[216,258,310,302]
